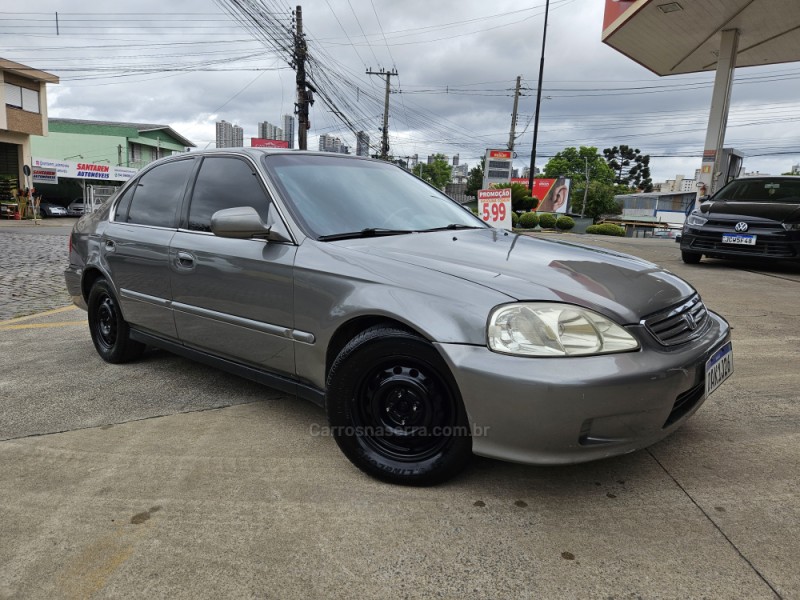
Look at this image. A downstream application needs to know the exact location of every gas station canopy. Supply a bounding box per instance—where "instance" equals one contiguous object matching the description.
[602,0,800,76]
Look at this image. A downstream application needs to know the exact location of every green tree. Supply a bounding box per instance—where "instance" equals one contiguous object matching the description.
[569,180,621,222]
[493,182,537,211]
[603,145,653,192]
[419,153,453,190]
[465,157,485,197]
[543,146,615,185]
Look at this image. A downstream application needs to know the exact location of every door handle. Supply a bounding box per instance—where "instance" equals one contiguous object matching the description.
[176,250,195,268]
[104,239,115,252]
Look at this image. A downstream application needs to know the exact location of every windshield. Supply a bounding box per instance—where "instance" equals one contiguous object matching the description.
[262,154,486,238]
[713,178,800,203]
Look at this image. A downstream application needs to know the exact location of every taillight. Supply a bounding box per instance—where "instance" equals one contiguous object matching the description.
[68,235,72,255]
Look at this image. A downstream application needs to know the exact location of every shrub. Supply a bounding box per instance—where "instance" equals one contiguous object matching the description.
[511,211,519,226]
[538,212,557,229]
[518,211,539,229]
[586,223,625,236]
[556,216,575,231]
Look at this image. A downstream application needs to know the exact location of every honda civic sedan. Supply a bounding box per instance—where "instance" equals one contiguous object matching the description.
[65,149,732,485]
[680,176,800,264]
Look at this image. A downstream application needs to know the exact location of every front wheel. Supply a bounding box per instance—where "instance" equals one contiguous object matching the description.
[87,279,145,363]
[326,326,472,486]
[681,250,702,264]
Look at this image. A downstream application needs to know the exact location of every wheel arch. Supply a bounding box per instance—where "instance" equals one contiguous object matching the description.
[325,315,428,383]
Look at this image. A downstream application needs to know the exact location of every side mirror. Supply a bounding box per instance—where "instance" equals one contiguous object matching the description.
[210,206,293,243]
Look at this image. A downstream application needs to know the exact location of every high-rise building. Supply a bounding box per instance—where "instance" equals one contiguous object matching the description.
[258,121,281,141]
[216,120,233,148]
[319,134,344,153]
[217,120,243,148]
[232,124,243,147]
[282,114,295,149]
[355,131,370,157]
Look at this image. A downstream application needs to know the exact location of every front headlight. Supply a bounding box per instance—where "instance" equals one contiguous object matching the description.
[782,223,800,231]
[487,303,639,357]
[686,213,708,227]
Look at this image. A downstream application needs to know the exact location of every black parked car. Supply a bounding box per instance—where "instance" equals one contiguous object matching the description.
[680,176,800,264]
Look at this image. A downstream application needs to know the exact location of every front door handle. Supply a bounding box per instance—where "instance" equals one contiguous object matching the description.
[104,239,115,252]
[176,250,195,269]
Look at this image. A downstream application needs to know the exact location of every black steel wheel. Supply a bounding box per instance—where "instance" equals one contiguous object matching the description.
[326,326,472,485]
[87,279,145,363]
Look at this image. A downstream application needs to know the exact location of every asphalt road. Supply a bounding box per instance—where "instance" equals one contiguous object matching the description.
[1,233,798,599]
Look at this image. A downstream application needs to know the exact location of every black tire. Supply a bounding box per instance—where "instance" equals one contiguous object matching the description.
[87,279,145,363]
[326,326,472,486]
[681,251,702,264]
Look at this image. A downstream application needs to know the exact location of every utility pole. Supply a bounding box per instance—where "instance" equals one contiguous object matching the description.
[366,67,398,160]
[581,156,589,218]
[528,0,550,190]
[293,6,313,150]
[507,75,522,151]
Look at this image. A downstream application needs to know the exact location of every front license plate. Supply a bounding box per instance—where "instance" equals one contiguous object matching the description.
[705,342,733,397]
[722,233,756,245]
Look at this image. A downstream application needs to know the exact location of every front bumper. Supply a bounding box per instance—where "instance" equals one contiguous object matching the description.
[681,228,800,260]
[434,311,731,465]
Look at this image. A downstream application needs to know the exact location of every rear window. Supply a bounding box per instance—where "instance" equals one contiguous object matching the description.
[715,179,800,202]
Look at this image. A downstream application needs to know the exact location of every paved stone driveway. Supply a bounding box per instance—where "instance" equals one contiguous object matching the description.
[0,231,72,320]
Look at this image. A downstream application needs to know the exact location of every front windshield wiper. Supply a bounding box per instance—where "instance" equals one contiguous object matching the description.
[317,227,414,241]
[417,223,486,233]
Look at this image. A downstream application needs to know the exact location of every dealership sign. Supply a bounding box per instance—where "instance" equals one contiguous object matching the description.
[32,157,139,182]
[32,168,58,185]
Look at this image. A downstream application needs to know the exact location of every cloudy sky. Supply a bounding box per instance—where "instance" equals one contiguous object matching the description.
[4,0,800,181]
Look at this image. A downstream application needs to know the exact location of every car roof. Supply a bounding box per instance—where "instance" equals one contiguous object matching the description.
[181,148,377,163]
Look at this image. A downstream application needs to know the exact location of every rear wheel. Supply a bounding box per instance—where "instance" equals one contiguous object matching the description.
[87,279,145,363]
[326,326,472,486]
[681,251,702,264]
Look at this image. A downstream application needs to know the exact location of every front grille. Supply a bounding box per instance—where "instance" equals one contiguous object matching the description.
[689,234,796,257]
[663,381,705,428]
[642,295,709,346]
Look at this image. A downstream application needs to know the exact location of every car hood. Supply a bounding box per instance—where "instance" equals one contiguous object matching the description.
[336,229,695,324]
[701,200,800,222]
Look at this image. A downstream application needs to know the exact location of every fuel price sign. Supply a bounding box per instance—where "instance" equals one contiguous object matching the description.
[478,188,512,230]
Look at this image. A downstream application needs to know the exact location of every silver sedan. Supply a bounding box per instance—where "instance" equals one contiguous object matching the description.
[65,149,732,485]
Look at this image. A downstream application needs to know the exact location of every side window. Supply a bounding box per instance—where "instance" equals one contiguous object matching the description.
[126,159,195,227]
[113,184,135,222]
[187,157,270,232]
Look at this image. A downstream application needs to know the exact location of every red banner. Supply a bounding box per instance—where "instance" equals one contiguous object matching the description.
[251,138,289,148]
[510,177,571,214]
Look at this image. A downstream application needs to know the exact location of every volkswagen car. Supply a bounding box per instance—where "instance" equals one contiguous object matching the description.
[680,176,800,264]
[65,149,732,485]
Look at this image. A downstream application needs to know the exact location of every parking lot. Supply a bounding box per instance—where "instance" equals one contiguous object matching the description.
[1,225,798,599]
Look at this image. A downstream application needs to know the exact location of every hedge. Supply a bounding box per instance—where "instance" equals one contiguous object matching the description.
[586,223,625,236]
[538,212,557,228]
[518,211,539,228]
[555,216,575,231]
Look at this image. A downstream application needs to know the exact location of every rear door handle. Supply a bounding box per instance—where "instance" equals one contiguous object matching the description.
[176,250,195,269]
[104,239,115,252]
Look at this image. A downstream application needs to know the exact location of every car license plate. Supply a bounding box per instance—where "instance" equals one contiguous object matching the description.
[722,233,756,245]
[705,342,733,397]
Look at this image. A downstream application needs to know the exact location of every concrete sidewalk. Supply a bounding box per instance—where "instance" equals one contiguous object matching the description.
[1,237,797,599]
